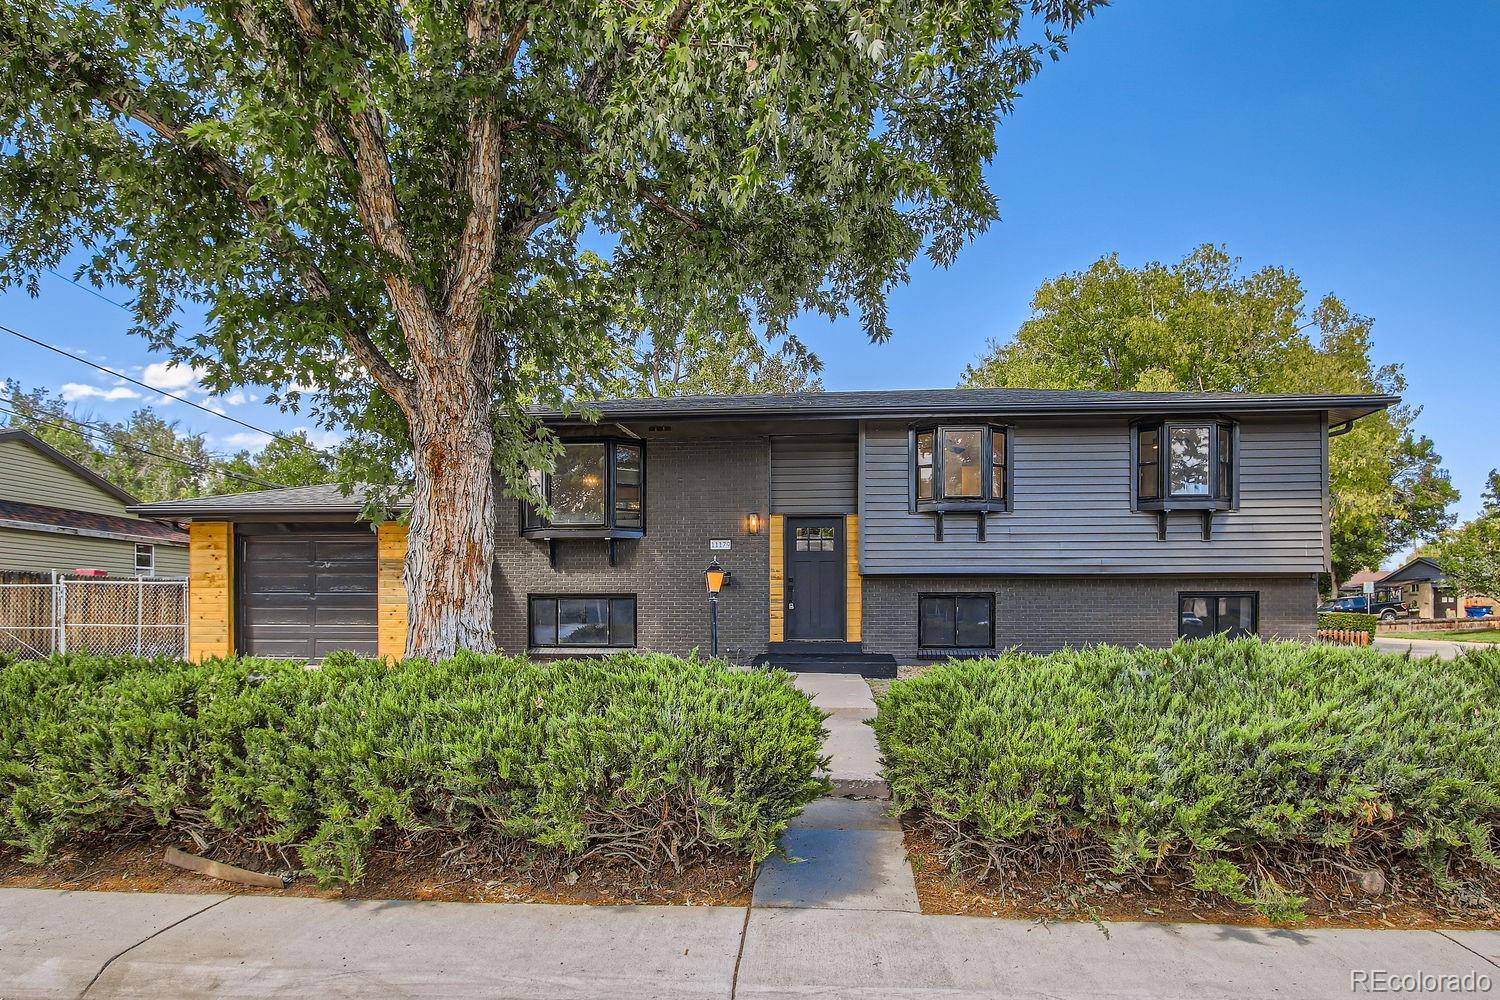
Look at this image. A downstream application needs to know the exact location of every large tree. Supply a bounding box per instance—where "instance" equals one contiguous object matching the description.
[961,245,1458,583]
[1,0,1100,656]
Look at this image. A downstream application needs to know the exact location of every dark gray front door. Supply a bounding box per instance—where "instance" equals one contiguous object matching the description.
[238,534,378,659]
[785,516,844,640]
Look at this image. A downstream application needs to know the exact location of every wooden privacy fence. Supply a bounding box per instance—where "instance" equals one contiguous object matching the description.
[0,571,187,658]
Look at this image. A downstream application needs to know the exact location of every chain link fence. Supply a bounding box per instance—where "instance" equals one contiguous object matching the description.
[0,571,187,658]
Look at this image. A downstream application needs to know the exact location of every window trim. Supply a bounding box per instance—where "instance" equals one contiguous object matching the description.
[521,437,647,539]
[917,591,997,650]
[1131,417,1238,513]
[907,423,1012,514]
[527,593,638,649]
[134,542,155,576]
[1176,591,1259,639]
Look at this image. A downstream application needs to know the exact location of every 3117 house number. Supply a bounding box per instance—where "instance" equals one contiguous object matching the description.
[709,539,732,551]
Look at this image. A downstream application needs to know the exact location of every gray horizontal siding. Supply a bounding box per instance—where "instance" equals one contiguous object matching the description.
[858,416,1327,575]
[770,437,856,514]
[0,526,187,577]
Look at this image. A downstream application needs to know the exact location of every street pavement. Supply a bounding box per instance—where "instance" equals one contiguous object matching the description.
[1374,635,1482,660]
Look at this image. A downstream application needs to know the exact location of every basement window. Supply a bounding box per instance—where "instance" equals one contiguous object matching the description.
[522,439,645,539]
[529,595,637,648]
[918,593,996,650]
[1178,592,1258,639]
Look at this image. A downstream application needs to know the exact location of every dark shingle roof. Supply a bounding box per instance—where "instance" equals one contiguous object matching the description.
[127,483,401,518]
[0,498,187,544]
[533,387,1398,425]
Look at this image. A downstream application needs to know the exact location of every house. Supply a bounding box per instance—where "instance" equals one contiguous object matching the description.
[1378,555,1479,619]
[1337,568,1387,595]
[0,429,187,577]
[131,388,1396,670]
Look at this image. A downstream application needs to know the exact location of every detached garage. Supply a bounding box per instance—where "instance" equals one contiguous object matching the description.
[129,486,408,662]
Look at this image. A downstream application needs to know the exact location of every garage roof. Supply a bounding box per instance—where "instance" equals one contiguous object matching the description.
[128,483,405,519]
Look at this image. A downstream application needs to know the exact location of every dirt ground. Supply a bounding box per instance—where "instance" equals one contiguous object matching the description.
[903,825,1500,930]
[0,831,754,907]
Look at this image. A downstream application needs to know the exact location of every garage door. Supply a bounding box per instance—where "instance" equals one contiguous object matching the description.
[239,534,378,659]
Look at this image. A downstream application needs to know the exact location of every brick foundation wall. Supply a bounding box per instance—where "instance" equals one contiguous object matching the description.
[861,574,1319,660]
[492,439,771,661]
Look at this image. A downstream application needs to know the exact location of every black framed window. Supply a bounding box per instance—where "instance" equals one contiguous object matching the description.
[529,595,637,648]
[523,438,646,537]
[918,593,995,649]
[1134,419,1236,510]
[910,424,1010,513]
[1177,592,1257,639]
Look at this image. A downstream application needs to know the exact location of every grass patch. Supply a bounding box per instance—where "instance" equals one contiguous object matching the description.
[873,637,1500,922]
[0,651,828,887]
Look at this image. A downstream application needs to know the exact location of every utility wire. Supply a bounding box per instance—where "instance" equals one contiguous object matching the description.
[44,267,134,312]
[0,320,330,457]
[0,403,286,491]
[2,394,248,465]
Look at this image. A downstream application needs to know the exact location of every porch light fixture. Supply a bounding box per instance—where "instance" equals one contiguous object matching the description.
[745,513,762,535]
[704,558,731,657]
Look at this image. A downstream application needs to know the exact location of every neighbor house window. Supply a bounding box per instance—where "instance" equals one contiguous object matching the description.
[1135,419,1236,509]
[134,543,154,576]
[918,593,995,649]
[1178,592,1257,639]
[522,439,645,536]
[529,595,637,647]
[910,425,1009,512]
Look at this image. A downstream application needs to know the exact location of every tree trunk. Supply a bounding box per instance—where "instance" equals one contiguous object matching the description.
[403,375,497,658]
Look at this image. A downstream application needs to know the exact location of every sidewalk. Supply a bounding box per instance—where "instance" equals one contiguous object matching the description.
[3,887,1495,999]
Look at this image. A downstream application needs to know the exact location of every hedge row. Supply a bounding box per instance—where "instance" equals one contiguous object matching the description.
[1317,610,1380,634]
[0,651,828,884]
[874,638,1500,920]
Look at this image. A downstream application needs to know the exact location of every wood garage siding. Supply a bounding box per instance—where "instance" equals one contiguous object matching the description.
[857,415,1328,575]
[0,526,187,576]
[769,437,857,513]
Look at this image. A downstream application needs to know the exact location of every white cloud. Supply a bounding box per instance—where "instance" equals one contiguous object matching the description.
[222,390,253,406]
[142,361,205,392]
[221,431,272,450]
[294,426,344,450]
[59,382,142,402]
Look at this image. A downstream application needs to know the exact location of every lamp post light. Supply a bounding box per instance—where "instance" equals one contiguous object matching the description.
[704,558,730,658]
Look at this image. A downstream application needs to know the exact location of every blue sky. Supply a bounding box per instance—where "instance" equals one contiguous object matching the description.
[3,1,1496,538]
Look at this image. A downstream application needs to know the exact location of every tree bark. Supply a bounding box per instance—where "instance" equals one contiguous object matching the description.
[403,370,497,658]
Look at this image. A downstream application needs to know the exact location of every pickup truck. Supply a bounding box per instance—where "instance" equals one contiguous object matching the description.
[1317,594,1412,621]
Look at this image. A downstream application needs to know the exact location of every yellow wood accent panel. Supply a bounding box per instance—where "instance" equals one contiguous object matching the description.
[768,514,784,642]
[377,522,409,661]
[844,514,862,642]
[188,521,233,661]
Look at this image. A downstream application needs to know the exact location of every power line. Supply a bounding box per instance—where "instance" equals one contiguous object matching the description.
[0,403,286,491]
[44,267,134,312]
[0,321,330,457]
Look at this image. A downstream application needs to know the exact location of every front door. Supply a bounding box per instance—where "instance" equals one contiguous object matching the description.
[784,516,844,640]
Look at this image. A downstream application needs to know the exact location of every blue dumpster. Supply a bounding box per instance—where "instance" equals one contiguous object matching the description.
[1465,605,1493,618]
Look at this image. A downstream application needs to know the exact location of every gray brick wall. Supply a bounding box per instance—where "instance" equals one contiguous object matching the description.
[492,438,770,661]
[862,574,1319,660]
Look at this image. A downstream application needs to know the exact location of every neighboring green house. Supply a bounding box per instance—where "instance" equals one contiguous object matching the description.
[0,429,187,577]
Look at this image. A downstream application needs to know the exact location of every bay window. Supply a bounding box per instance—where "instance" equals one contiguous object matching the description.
[522,438,645,538]
[910,424,1009,512]
[1134,419,1236,510]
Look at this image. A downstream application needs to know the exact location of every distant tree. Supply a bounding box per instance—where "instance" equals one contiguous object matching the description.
[622,327,823,397]
[2,0,1103,656]
[2,380,336,498]
[961,246,1459,583]
[1433,514,1500,600]
[1481,469,1500,515]
[221,432,339,490]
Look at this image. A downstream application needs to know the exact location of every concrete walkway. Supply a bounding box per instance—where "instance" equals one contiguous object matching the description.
[1375,635,1479,660]
[3,887,1495,999]
[750,672,921,913]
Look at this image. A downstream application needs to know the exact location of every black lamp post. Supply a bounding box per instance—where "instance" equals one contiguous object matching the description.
[704,558,730,658]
